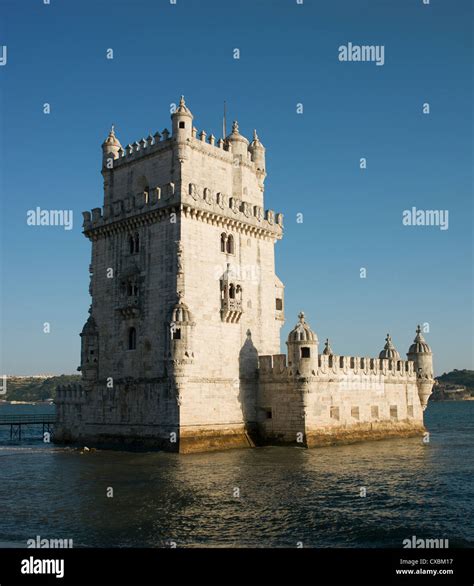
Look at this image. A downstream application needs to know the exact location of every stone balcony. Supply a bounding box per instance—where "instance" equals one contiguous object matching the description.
[117,296,141,318]
[220,298,243,323]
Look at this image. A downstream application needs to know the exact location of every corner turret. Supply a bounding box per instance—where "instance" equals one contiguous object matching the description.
[172,95,193,140]
[249,129,266,190]
[101,125,122,167]
[286,312,318,376]
[166,293,195,369]
[407,325,434,410]
[226,120,249,159]
[79,314,99,381]
[379,334,400,360]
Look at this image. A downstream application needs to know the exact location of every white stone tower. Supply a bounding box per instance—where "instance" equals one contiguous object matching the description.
[56,97,285,452]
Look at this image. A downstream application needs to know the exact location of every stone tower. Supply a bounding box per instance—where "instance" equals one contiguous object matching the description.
[55,98,434,453]
[56,97,285,452]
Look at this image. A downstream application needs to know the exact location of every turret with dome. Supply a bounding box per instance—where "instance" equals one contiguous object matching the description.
[286,312,318,375]
[407,325,434,410]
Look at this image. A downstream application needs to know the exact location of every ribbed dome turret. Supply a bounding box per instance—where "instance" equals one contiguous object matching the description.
[102,125,122,149]
[249,129,264,150]
[408,325,432,354]
[379,334,400,360]
[226,120,249,145]
[171,300,193,324]
[172,95,193,120]
[101,125,122,165]
[288,312,318,343]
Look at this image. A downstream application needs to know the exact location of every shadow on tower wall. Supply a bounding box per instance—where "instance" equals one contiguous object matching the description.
[238,329,260,445]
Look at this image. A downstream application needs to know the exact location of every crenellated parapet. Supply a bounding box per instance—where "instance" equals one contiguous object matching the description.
[102,117,264,174]
[103,129,173,169]
[184,182,283,238]
[82,180,283,241]
[56,383,86,404]
[82,182,178,237]
[258,353,416,381]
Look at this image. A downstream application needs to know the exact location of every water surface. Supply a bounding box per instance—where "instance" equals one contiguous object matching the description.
[0,402,472,548]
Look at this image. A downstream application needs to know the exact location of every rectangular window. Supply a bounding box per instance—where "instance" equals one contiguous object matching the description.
[301,347,310,358]
[330,406,340,421]
[371,406,379,419]
[407,405,414,418]
[390,405,398,420]
[351,406,360,420]
[172,328,181,340]
[275,298,283,311]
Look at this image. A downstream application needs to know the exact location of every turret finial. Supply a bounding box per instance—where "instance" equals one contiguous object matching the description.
[102,124,122,152]
[298,311,305,323]
[179,95,185,107]
[232,120,239,134]
[416,324,421,334]
[323,338,334,356]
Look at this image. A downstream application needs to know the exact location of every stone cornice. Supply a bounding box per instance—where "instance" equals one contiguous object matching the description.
[84,203,283,242]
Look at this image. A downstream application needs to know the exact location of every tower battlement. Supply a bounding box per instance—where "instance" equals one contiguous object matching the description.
[56,383,85,403]
[82,183,282,240]
[258,353,416,379]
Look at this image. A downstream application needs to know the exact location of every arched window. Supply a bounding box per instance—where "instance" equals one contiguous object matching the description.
[128,327,136,350]
[226,234,234,254]
[129,235,135,254]
[229,284,236,299]
[236,285,242,299]
[220,233,227,253]
[134,233,139,253]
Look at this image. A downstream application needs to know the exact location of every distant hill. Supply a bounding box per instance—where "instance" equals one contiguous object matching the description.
[436,369,474,389]
[4,375,81,402]
[432,369,474,401]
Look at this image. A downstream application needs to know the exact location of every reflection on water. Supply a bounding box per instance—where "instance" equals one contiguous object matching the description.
[0,402,472,547]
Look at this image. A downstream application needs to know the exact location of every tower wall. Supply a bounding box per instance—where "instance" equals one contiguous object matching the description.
[87,211,180,381]
[258,354,425,447]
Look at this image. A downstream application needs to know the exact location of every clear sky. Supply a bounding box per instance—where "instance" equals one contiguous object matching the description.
[0,0,472,376]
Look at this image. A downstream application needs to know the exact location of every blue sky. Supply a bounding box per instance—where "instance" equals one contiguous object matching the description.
[0,0,472,375]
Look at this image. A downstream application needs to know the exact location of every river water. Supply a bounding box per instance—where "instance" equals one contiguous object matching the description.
[0,401,472,548]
